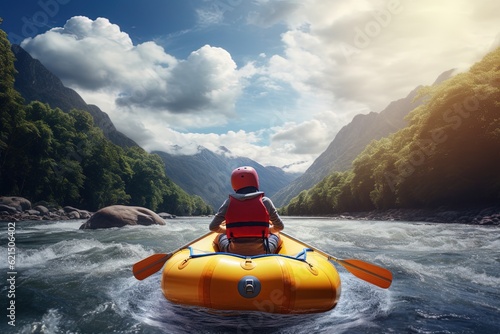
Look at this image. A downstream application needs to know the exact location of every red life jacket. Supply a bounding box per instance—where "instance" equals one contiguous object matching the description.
[225,194,270,239]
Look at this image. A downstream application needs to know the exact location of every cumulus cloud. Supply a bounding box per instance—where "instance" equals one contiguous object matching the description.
[272,120,330,154]
[22,17,147,89]
[272,108,349,152]
[21,16,242,119]
[116,45,240,115]
[252,0,500,113]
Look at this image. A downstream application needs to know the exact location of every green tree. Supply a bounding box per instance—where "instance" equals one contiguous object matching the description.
[125,148,168,211]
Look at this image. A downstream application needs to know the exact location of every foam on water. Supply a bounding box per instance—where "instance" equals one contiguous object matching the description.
[304,219,499,253]
[1,218,499,333]
[11,238,150,271]
[17,309,64,334]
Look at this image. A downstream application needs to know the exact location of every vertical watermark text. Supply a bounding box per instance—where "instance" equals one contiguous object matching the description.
[6,222,17,327]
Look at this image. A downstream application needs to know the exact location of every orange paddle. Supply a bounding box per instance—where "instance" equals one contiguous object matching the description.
[281,232,393,289]
[132,231,214,280]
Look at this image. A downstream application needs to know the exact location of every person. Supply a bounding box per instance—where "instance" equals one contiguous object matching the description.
[209,166,284,256]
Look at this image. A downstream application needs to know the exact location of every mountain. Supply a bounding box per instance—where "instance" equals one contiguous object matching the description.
[283,47,500,214]
[11,44,137,148]
[272,69,456,207]
[154,147,298,210]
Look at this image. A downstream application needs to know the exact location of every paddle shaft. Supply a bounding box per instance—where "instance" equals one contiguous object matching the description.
[133,231,215,280]
[281,231,392,289]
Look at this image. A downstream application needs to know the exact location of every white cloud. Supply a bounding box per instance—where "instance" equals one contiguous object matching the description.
[21,16,243,122]
[252,0,500,113]
[116,44,241,116]
[22,17,144,89]
[272,120,329,154]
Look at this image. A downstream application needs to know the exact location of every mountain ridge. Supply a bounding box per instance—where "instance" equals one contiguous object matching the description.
[272,69,456,207]
[154,148,298,210]
[11,44,137,149]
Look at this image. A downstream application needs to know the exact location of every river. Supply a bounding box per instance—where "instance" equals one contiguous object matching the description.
[1,217,499,333]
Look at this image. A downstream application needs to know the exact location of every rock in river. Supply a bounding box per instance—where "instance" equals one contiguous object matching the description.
[79,205,165,229]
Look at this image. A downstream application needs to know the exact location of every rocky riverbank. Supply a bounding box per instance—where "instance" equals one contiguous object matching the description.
[0,196,177,223]
[2,196,498,226]
[333,205,500,225]
[0,196,92,222]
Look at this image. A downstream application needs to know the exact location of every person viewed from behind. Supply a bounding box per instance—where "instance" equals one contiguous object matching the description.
[209,166,284,256]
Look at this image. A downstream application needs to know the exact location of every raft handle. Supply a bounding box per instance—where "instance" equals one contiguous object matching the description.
[245,279,255,295]
[178,257,191,269]
[241,257,256,270]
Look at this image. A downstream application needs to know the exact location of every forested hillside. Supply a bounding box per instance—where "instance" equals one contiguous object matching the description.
[11,44,137,149]
[283,47,500,215]
[0,29,212,215]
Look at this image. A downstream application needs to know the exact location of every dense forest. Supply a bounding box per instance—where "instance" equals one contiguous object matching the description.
[0,29,212,215]
[283,47,500,215]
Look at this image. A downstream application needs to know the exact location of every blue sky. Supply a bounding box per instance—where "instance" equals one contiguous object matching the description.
[1,0,499,173]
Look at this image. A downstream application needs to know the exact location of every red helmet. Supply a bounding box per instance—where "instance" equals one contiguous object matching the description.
[231,166,259,191]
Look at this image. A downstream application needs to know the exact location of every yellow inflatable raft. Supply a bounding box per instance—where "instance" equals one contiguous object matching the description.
[160,232,341,314]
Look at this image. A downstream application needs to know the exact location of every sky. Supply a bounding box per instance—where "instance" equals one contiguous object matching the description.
[1,0,499,173]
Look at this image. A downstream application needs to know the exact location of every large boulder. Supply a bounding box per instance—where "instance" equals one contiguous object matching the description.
[79,205,165,229]
[0,204,18,214]
[0,196,31,211]
[33,205,50,216]
[158,212,176,219]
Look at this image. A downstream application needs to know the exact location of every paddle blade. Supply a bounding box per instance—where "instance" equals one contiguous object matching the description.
[335,258,393,289]
[132,253,171,280]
